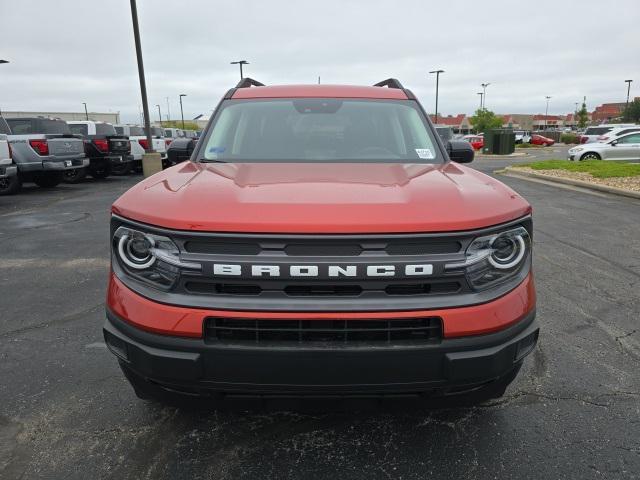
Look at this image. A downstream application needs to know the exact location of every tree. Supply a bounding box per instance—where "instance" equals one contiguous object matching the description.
[577,101,589,129]
[622,99,640,123]
[469,109,503,133]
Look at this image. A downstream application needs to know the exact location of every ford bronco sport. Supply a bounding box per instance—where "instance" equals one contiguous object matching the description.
[104,78,538,405]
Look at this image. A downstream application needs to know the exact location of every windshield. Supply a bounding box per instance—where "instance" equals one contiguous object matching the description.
[69,124,88,136]
[199,98,441,163]
[585,127,611,135]
[129,126,144,136]
[96,123,116,135]
[152,127,163,137]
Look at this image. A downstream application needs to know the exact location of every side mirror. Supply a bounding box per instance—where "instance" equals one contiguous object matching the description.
[447,140,474,163]
[611,140,618,146]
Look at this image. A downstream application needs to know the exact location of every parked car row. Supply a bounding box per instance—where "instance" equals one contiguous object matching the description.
[568,130,640,161]
[0,116,196,195]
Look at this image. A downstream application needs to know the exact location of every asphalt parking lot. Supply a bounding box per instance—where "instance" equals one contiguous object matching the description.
[1,147,640,479]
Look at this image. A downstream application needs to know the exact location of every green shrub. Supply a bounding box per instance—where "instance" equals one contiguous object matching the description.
[561,133,579,144]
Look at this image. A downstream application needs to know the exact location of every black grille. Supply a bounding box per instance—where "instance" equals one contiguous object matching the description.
[205,317,443,345]
[182,280,461,297]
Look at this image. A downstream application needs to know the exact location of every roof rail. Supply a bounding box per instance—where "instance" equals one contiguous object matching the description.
[373,78,404,89]
[236,77,265,88]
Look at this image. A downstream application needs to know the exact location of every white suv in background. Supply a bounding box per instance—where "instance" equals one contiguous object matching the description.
[579,124,636,144]
[596,126,640,143]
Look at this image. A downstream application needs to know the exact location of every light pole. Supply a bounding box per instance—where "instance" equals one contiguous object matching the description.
[625,79,633,111]
[165,96,171,122]
[477,92,484,110]
[156,104,162,127]
[230,60,249,80]
[544,96,552,130]
[129,0,154,153]
[82,102,88,120]
[481,83,490,110]
[179,94,186,129]
[429,69,444,125]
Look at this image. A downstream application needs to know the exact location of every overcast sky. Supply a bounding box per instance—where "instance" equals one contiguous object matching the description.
[1,0,638,123]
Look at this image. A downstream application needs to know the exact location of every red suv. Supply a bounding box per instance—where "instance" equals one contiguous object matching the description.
[104,78,538,405]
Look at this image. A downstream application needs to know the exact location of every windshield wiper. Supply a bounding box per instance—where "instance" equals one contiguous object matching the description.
[199,159,228,163]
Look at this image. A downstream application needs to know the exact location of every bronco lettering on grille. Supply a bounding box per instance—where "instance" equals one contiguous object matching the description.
[211,264,433,278]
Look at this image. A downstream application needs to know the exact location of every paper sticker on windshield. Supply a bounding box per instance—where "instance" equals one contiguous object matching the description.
[415,148,434,159]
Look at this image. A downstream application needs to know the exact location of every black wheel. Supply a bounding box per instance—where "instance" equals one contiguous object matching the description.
[62,167,87,184]
[89,163,112,179]
[111,162,131,176]
[33,172,63,188]
[580,152,601,161]
[0,173,22,195]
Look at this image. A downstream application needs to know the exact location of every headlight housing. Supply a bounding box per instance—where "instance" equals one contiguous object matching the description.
[112,225,200,290]
[569,147,584,153]
[446,226,531,291]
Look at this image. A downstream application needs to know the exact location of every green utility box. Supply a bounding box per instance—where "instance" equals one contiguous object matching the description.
[482,129,516,155]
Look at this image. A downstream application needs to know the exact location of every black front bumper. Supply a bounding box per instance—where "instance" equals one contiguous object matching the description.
[104,309,538,396]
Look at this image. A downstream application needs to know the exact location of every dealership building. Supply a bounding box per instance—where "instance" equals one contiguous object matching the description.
[1,110,120,123]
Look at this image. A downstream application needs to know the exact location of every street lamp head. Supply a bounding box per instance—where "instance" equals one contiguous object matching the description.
[231,60,249,65]
[481,83,490,88]
[625,79,633,82]
[179,94,187,98]
[429,69,444,74]
[0,60,9,64]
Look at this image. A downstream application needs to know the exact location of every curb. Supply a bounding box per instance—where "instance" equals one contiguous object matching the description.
[476,152,529,158]
[496,167,640,200]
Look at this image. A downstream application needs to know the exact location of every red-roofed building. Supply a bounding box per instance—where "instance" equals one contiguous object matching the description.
[532,114,563,130]
[590,98,639,122]
[429,114,472,134]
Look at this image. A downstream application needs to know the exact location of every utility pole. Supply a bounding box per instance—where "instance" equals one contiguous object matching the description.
[165,96,171,122]
[318,76,321,85]
[429,69,444,125]
[477,92,483,110]
[481,83,490,110]
[129,0,154,154]
[156,104,162,127]
[625,79,633,112]
[179,94,186,129]
[544,96,552,130]
[0,60,8,114]
[82,102,88,120]
[230,60,249,80]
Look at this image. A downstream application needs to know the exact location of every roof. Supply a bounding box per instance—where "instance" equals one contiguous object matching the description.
[430,114,467,126]
[533,114,562,121]
[232,84,409,100]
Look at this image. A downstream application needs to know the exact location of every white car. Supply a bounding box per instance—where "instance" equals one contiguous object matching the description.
[568,131,640,161]
[513,130,531,144]
[596,126,640,143]
[579,124,636,144]
[114,124,167,157]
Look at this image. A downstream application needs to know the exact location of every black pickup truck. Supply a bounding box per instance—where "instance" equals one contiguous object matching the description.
[67,121,132,182]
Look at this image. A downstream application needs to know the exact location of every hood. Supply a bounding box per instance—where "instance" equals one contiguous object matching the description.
[112,162,531,233]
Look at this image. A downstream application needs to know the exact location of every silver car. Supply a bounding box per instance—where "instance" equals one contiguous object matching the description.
[568,131,640,161]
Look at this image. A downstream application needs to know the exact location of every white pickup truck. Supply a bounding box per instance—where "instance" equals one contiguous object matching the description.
[114,125,167,172]
[0,117,19,195]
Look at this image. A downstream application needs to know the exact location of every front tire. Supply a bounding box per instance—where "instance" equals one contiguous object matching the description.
[63,167,87,184]
[580,152,601,161]
[33,172,63,188]
[0,173,22,195]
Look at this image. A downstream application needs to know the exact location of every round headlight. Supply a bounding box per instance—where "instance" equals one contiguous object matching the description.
[488,232,526,269]
[118,231,156,269]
